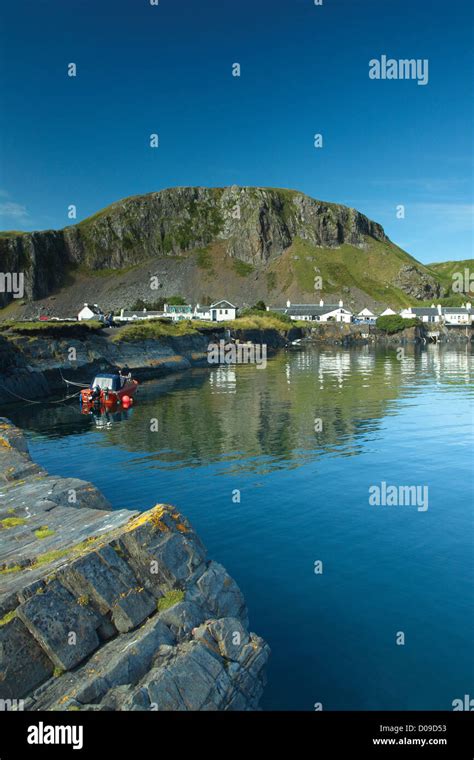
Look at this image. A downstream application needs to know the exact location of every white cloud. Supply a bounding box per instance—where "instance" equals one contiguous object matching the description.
[413,203,474,231]
[0,201,29,219]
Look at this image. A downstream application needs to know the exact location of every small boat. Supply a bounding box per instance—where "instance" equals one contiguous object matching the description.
[80,373,139,407]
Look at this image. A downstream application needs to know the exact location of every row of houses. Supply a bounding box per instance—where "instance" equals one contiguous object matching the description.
[78,299,474,326]
[78,300,238,323]
[271,299,474,326]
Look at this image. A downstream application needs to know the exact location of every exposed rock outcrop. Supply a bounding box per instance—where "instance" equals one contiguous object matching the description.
[393,264,442,300]
[0,420,269,710]
[0,328,221,401]
[0,186,443,312]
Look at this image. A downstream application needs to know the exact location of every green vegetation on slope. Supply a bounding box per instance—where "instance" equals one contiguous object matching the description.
[232,259,254,277]
[426,259,474,297]
[285,236,427,306]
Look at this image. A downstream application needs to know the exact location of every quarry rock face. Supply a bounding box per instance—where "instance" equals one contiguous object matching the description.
[392,263,442,299]
[0,420,270,710]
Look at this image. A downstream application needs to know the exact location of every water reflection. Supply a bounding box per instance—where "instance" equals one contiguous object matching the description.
[4,344,473,476]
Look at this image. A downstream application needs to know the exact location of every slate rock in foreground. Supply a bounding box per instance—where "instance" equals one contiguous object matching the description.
[0,420,270,710]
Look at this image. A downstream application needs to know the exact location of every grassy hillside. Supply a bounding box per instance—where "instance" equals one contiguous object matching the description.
[263,236,438,307]
[427,259,474,306]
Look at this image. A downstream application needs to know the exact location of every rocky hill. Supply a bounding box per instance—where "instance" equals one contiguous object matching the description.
[0,186,445,317]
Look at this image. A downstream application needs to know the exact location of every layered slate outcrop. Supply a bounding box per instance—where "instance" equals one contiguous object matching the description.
[0,420,269,710]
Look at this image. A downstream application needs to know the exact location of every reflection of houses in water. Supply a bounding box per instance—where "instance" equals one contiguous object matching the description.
[294,352,314,372]
[425,346,472,384]
[209,367,237,393]
[355,350,375,376]
[399,355,416,377]
[317,352,352,387]
[383,359,393,379]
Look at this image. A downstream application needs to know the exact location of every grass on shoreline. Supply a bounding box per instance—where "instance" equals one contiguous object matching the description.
[0,320,104,336]
[112,313,295,342]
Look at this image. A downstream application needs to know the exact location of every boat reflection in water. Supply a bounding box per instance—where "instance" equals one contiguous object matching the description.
[81,399,134,429]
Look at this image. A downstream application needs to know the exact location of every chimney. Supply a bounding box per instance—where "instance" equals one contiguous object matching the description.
[466,302,472,310]
[266,306,270,311]
[286,300,291,308]
[120,309,124,317]
[84,303,88,307]
[319,299,324,307]
[437,304,442,315]
[338,299,343,308]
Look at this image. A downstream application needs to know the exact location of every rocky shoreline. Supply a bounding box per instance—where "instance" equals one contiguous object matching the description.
[0,325,299,404]
[0,420,270,710]
[0,321,471,408]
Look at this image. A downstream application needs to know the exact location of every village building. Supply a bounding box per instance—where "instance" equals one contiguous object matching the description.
[272,300,353,323]
[194,300,237,321]
[379,307,397,317]
[115,308,163,322]
[163,303,193,320]
[356,307,376,324]
[77,303,104,321]
[442,303,473,325]
[400,305,442,323]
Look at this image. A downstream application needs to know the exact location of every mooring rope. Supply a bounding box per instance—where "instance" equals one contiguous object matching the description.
[59,369,89,388]
[0,383,83,406]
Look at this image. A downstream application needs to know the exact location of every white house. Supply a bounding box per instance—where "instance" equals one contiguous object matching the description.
[272,300,353,323]
[443,303,473,325]
[379,307,397,317]
[400,305,442,323]
[78,303,104,321]
[115,308,163,322]
[163,303,193,321]
[358,307,375,319]
[194,304,211,320]
[356,307,376,324]
[194,300,237,321]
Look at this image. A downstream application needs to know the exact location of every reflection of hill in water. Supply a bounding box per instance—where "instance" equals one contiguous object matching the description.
[8,345,473,474]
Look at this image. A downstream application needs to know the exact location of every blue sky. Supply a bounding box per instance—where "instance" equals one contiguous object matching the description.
[0,0,472,263]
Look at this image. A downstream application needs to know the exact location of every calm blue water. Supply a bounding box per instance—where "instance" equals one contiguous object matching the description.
[5,344,473,710]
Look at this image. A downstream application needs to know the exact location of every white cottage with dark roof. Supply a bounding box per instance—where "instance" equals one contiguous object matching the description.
[271,299,352,323]
[442,303,473,325]
[194,300,236,321]
[400,305,443,323]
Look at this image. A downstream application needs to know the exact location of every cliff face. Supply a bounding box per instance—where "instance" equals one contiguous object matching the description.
[0,186,442,311]
[0,420,269,710]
